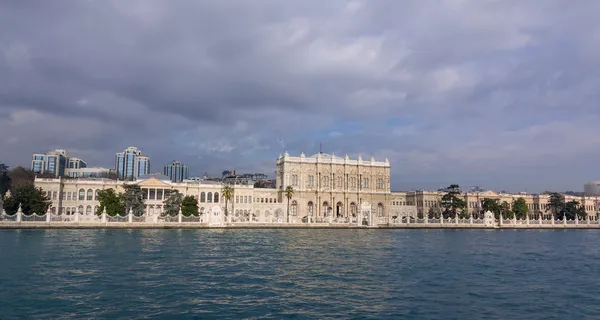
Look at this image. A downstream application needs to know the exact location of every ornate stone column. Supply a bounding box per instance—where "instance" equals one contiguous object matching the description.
[16,204,23,223]
[46,207,52,223]
[102,208,107,223]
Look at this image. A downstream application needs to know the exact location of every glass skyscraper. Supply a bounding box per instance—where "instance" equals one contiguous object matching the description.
[31,149,69,177]
[164,161,189,182]
[115,147,150,180]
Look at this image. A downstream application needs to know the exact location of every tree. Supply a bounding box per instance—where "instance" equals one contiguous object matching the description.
[0,164,10,197]
[512,197,529,219]
[122,184,145,216]
[440,184,466,218]
[181,195,199,217]
[428,206,441,219]
[284,185,294,223]
[500,201,513,219]
[163,190,183,216]
[2,184,51,215]
[8,166,35,191]
[221,185,234,217]
[481,198,501,218]
[97,189,125,216]
[546,193,565,218]
[563,200,586,220]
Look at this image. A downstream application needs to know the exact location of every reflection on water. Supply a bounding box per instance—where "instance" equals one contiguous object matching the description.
[0,229,599,319]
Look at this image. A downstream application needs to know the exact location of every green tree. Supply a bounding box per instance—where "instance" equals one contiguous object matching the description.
[163,190,183,216]
[97,189,125,216]
[428,206,441,219]
[284,185,294,223]
[181,195,199,217]
[563,200,586,220]
[546,193,565,218]
[8,166,35,191]
[440,184,466,218]
[122,184,145,216]
[500,201,513,219]
[2,184,51,215]
[0,164,10,197]
[221,185,234,217]
[512,197,529,219]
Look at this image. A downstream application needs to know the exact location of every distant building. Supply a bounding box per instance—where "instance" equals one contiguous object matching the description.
[223,172,270,185]
[68,157,87,169]
[164,161,189,182]
[115,147,150,180]
[585,181,600,196]
[31,149,70,177]
[67,167,113,179]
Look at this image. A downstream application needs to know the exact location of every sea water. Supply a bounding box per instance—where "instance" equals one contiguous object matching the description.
[0,229,598,319]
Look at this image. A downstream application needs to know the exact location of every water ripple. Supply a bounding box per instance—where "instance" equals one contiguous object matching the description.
[0,229,599,319]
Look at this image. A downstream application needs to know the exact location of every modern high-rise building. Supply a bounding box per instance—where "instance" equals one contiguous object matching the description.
[115,147,150,180]
[164,161,189,182]
[68,157,87,169]
[31,149,69,177]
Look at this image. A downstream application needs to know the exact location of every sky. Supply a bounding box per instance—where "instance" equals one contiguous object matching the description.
[1,0,600,193]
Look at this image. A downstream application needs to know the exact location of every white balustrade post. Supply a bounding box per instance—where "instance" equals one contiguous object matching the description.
[16,203,23,223]
[538,214,542,225]
[46,207,52,223]
[75,207,80,223]
[469,213,473,225]
[512,215,516,226]
[551,214,555,225]
[128,208,133,223]
[440,214,443,225]
[178,207,182,223]
[455,214,459,225]
[563,214,567,226]
[102,208,107,223]
[575,215,579,226]
[587,215,590,226]
[424,214,428,224]
[526,214,530,225]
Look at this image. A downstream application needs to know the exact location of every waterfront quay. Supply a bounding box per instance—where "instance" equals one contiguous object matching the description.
[1,210,599,229]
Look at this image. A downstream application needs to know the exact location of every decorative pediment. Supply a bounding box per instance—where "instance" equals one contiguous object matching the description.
[136,177,172,187]
[480,190,499,197]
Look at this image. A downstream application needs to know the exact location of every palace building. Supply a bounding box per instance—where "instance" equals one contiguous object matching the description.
[32,151,598,224]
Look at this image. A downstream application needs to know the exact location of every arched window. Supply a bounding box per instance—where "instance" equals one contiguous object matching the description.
[291,200,298,216]
[200,192,206,203]
[323,201,330,216]
[207,192,213,203]
[94,206,99,215]
[86,205,92,215]
[78,205,84,214]
[377,203,384,217]
[214,192,219,203]
[308,201,313,215]
[336,201,344,217]
[337,176,343,188]
[350,202,357,217]
[307,175,314,186]
[78,188,85,200]
[87,189,93,200]
[235,210,240,217]
[95,189,100,200]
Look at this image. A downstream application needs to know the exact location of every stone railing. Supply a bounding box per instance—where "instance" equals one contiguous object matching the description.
[1,206,599,228]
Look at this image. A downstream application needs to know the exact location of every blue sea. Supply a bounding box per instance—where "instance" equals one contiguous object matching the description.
[0,229,599,319]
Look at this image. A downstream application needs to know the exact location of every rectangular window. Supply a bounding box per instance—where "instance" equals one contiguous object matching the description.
[67,192,72,200]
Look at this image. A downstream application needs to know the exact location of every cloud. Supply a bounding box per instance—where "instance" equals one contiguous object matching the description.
[1,0,599,192]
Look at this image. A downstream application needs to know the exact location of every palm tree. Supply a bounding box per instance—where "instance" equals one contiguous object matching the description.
[221,185,234,217]
[284,185,294,223]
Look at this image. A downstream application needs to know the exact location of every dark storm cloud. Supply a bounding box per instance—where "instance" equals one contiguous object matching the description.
[2,0,600,192]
